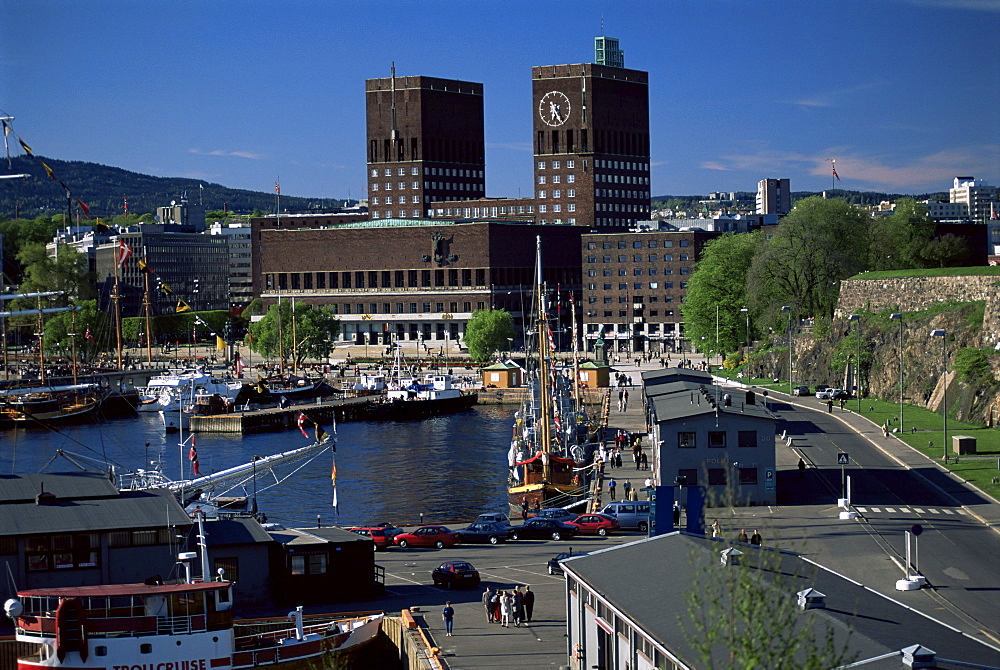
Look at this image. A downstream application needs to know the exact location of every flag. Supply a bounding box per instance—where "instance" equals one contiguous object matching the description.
[84,327,95,342]
[189,439,200,477]
[216,336,226,351]
[176,299,191,313]
[833,166,841,182]
[76,199,91,219]
[255,378,268,394]
[117,239,132,268]
[18,137,32,156]
[234,356,244,377]
[1,120,9,168]
[138,258,154,274]
[330,455,338,511]
[123,196,128,215]
[94,218,109,233]
[41,161,55,181]
[274,180,280,195]
[297,412,310,438]
[316,424,328,443]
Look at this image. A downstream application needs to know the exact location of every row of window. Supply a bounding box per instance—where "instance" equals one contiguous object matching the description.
[270,268,489,291]
[537,174,576,184]
[537,204,576,213]
[587,267,690,276]
[677,467,759,486]
[595,174,649,185]
[678,430,757,448]
[371,181,484,192]
[596,189,649,199]
[333,301,485,315]
[585,322,681,332]
[587,240,690,250]
[587,282,688,291]
[587,295,673,304]
[371,196,421,205]
[537,159,576,169]
[597,203,649,213]
[370,167,485,178]
[537,189,575,198]
[429,204,536,217]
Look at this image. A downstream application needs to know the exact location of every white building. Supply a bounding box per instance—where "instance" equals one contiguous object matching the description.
[949,176,997,222]
[210,221,254,310]
[756,178,790,216]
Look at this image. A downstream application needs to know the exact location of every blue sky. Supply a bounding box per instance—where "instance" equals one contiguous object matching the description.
[2,0,998,202]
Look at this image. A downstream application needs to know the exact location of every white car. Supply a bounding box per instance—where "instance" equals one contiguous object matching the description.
[815,389,834,400]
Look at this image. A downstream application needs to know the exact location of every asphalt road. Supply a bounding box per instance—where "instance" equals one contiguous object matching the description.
[749,396,1000,645]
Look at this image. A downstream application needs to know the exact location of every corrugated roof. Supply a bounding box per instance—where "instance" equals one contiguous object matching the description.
[0,471,119,503]
[0,488,191,537]
[565,533,1000,667]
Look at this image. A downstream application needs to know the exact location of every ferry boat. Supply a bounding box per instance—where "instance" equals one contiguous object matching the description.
[3,555,383,670]
[138,368,243,413]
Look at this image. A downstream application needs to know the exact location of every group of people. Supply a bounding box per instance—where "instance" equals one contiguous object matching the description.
[520,498,541,521]
[709,521,763,546]
[605,477,638,501]
[481,585,534,628]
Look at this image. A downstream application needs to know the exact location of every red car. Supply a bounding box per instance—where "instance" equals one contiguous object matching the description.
[566,513,620,536]
[393,525,461,549]
[346,525,404,550]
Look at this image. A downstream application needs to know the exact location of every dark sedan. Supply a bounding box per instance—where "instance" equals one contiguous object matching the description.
[510,518,579,541]
[456,521,512,544]
[534,507,578,522]
[547,550,589,575]
[432,560,481,589]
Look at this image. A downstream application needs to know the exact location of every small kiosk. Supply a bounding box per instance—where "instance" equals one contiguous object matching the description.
[577,360,611,388]
[481,361,523,388]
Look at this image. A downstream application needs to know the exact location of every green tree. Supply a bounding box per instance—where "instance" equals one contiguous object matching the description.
[41,300,112,361]
[747,197,870,331]
[868,199,934,270]
[249,301,340,366]
[681,231,764,358]
[463,309,515,362]
[921,233,970,268]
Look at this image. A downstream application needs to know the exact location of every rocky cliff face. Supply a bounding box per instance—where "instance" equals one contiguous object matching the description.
[753,275,1000,426]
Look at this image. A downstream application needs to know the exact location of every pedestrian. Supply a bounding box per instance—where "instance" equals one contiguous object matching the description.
[644,477,652,498]
[798,458,806,478]
[608,478,617,500]
[442,601,455,636]
[640,452,648,470]
[615,450,623,468]
[533,500,541,517]
[521,498,529,521]
[482,587,494,623]
[673,501,681,526]
[622,479,632,499]
[500,591,512,628]
[750,529,762,546]
[512,586,524,627]
[490,590,501,622]
[711,519,720,538]
[618,389,625,412]
[522,585,535,622]
[622,389,629,410]
[738,528,749,543]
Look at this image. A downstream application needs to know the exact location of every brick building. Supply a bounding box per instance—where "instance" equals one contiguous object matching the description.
[254,219,584,350]
[366,71,486,220]
[581,229,720,354]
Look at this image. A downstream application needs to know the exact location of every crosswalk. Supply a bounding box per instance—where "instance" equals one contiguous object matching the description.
[854,506,967,516]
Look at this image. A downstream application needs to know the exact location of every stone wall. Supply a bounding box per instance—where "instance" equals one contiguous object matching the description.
[836,275,1000,349]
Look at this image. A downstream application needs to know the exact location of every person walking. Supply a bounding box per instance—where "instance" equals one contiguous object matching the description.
[711,519,720,538]
[798,458,806,478]
[622,479,632,500]
[640,452,648,471]
[750,529,762,546]
[482,586,494,623]
[607,478,617,500]
[512,586,524,627]
[673,501,681,526]
[521,498,529,521]
[622,388,630,410]
[441,601,455,636]
[522,585,535,622]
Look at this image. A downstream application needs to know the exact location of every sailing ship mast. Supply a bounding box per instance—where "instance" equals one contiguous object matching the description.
[535,236,554,484]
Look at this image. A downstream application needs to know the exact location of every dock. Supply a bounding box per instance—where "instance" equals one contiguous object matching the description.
[188,396,373,434]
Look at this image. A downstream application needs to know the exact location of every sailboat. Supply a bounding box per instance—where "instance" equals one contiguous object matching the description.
[507,237,597,511]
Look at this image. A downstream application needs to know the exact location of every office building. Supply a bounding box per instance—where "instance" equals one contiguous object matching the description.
[366,70,485,220]
[594,36,625,68]
[532,49,650,228]
[756,178,790,215]
[949,176,997,222]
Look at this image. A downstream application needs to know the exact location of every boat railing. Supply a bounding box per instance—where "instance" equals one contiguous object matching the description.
[156,613,207,635]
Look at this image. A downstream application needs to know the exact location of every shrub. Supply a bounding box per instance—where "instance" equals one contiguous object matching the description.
[952,347,994,384]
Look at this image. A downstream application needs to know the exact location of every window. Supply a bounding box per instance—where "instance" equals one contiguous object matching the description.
[678,469,698,486]
[678,432,696,448]
[680,240,690,247]
[648,254,658,262]
[738,431,757,448]
[538,176,546,184]
[739,468,758,485]
[539,190,547,198]
[290,553,328,575]
[708,469,728,485]
[215,557,240,582]
[567,175,575,183]
[618,255,627,262]
[708,431,726,448]
[619,269,627,276]
[568,189,576,197]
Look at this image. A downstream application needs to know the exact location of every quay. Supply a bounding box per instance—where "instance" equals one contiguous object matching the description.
[189,395,371,433]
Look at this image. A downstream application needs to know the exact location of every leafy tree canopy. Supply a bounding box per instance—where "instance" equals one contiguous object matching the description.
[41,300,113,361]
[464,309,515,362]
[249,301,340,366]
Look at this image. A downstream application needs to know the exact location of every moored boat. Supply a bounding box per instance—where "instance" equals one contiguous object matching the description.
[0,383,105,426]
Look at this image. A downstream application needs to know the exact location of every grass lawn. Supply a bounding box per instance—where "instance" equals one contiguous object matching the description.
[714,368,1000,502]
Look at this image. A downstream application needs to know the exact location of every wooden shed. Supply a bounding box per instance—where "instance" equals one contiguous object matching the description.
[481,361,523,388]
[577,360,611,388]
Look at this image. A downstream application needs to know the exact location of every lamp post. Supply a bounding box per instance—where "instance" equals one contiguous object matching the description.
[740,308,749,349]
[849,314,862,412]
[930,329,947,461]
[781,306,792,395]
[715,303,720,368]
[890,313,903,431]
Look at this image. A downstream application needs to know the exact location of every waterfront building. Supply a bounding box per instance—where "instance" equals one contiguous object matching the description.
[756,178,791,215]
[366,70,486,220]
[580,229,720,354]
[210,221,254,312]
[950,176,997,222]
[532,45,650,228]
[642,368,778,506]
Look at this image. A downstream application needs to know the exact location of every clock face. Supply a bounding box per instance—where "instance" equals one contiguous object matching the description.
[539,90,571,127]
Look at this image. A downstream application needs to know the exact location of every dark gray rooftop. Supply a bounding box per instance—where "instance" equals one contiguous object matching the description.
[0,471,119,503]
[268,526,369,547]
[203,517,275,546]
[645,378,776,424]
[564,533,1000,668]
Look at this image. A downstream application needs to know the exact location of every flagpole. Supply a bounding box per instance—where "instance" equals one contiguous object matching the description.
[113,242,124,370]
[143,257,153,364]
[70,312,78,385]
[832,159,836,192]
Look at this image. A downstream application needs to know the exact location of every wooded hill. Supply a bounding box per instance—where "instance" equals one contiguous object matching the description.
[0,155,352,219]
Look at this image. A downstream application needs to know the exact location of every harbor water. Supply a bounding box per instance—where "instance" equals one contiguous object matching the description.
[0,405,515,528]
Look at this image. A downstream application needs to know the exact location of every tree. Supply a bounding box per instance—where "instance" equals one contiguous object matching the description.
[463,309,515,362]
[249,301,340,367]
[747,197,870,331]
[41,300,112,361]
[681,231,764,358]
[921,233,970,268]
[868,199,934,270]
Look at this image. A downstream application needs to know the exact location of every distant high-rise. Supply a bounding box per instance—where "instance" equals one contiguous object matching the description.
[950,176,997,221]
[594,36,625,68]
[533,40,650,228]
[756,178,791,216]
[366,68,485,220]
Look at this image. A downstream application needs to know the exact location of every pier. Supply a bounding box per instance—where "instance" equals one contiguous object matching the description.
[188,396,372,434]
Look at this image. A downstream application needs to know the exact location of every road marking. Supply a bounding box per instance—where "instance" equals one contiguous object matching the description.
[930,509,940,514]
[914,508,924,513]
[884,507,896,513]
[899,508,910,513]
[871,507,881,513]
[957,509,968,515]
[855,507,867,512]
[943,509,954,515]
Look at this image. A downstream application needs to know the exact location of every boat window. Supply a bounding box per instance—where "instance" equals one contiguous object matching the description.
[140,644,152,654]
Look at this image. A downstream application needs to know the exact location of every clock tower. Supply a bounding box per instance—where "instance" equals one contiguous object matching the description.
[532,44,650,228]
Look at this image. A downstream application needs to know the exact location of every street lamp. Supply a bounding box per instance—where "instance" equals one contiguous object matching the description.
[715,303,720,368]
[890,313,903,431]
[930,329,947,461]
[849,314,862,412]
[740,308,749,349]
[781,306,792,395]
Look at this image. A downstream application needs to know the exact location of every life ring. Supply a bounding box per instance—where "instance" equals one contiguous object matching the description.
[573,643,583,660]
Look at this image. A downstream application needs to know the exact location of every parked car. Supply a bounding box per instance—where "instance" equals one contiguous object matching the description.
[566,513,619,536]
[346,524,404,550]
[815,384,831,393]
[474,513,513,527]
[456,521,512,544]
[393,525,461,549]
[815,389,834,400]
[533,507,578,522]
[510,518,579,541]
[831,388,850,400]
[598,501,652,531]
[547,550,589,576]
[792,385,811,396]
[432,560,481,589]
